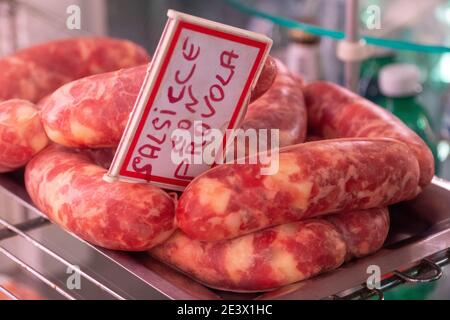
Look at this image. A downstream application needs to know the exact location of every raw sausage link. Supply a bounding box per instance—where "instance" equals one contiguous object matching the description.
[304,81,434,187]
[241,58,306,148]
[40,57,278,148]
[151,207,389,292]
[152,221,345,292]
[0,37,149,172]
[176,138,419,241]
[25,145,176,251]
[0,37,150,103]
[249,55,277,102]
[0,100,49,172]
[41,65,147,148]
[325,207,389,260]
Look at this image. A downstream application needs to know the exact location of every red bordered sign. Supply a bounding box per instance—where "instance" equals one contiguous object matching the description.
[105,10,272,191]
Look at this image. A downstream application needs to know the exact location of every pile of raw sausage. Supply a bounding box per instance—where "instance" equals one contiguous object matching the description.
[0,37,434,292]
[0,37,149,172]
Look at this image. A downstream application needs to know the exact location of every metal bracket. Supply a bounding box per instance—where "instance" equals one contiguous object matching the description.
[331,248,449,300]
[394,258,443,283]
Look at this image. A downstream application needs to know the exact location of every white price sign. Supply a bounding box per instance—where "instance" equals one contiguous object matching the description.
[105,10,272,190]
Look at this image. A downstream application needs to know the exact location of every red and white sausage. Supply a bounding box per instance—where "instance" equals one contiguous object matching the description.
[41,65,146,148]
[151,207,389,292]
[0,37,150,173]
[304,81,434,187]
[249,55,277,103]
[0,100,49,172]
[0,37,149,103]
[176,138,418,241]
[40,57,278,148]
[25,145,175,251]
[325,207,389,260]
[241,58,306,148]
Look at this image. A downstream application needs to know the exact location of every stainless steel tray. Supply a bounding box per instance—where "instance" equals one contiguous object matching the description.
[1,172,450,300]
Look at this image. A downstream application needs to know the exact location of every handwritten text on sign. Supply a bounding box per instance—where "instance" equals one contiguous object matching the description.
[107,11,271,190]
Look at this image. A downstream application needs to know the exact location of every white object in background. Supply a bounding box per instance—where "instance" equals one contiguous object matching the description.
[336,39,373,62]
[286,28,321,83]
[378,63,422,97]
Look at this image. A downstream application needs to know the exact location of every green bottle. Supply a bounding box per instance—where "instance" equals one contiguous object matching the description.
[378,63,439,173]
[359,49,396,102]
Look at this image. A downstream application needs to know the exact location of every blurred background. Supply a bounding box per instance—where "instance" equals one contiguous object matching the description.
[0,0,450,300]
